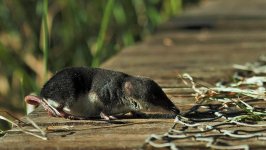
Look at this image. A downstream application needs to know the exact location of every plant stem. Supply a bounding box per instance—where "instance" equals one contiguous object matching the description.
[42,0,49,81]
[92,0,115,67]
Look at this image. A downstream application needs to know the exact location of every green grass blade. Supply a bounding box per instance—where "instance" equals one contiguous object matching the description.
[92,0,115,67]
[42,0,49,81]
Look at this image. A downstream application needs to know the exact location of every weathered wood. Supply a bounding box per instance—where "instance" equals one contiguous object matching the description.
[159,0,266,31]
[1,0,266,149]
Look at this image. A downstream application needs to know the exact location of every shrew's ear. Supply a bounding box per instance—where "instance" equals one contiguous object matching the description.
[124,81,133,96]
[24,95,42,106]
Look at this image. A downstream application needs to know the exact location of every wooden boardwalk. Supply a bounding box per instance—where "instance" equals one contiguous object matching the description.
[1,0,266,149]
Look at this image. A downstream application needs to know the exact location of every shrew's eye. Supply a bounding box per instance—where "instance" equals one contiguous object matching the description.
[133,101,138,108]
[130,100,141,110]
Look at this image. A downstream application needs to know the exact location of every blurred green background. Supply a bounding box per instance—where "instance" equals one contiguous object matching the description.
[0,0,199,122]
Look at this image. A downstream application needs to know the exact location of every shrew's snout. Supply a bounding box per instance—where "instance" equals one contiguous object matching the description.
[170,106,180,115]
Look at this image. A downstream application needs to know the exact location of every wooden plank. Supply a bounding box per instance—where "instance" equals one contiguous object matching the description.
[149,30,266,45]
[160,0,266,31]
[159,18,266,31]
[183,0,266,17]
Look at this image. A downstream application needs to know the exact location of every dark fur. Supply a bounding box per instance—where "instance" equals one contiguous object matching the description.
[40,67,179,115]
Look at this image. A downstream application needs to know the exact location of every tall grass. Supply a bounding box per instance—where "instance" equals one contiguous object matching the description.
[92,0,115,67]
[42,0,49,82]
